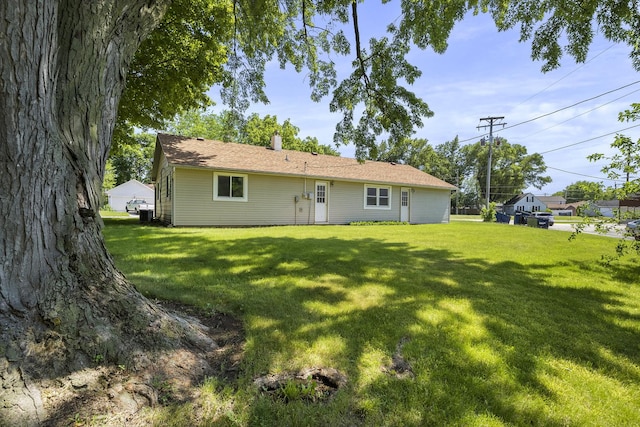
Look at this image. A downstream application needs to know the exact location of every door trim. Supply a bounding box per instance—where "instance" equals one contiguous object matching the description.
[315,181,328,223]
[400,187,410,222]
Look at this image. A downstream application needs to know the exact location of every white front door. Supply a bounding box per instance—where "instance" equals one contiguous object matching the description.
[400,187,410,222]
[315,181,328,223]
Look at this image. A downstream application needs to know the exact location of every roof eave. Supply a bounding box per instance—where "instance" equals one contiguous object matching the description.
[168,163,456,191]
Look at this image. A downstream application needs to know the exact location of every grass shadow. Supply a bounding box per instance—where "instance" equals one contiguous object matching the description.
[103,220,640,425]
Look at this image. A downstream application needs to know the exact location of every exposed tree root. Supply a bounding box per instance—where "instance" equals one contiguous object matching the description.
[0,300,245,426]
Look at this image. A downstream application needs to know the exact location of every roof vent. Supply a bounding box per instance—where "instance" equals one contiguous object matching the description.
[196,137,205,141]
[390,162,396,165]
[311,151,318,156]
[271,131,282,151]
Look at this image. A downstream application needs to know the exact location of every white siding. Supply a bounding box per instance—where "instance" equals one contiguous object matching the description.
[410,188,451,223]
[329,181,398,223]
[105,180,153,211]
[170,167,452,226]
[173,169,312,226]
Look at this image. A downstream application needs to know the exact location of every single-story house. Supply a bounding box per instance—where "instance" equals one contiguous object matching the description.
[554,201,586,216]
[105,179,154,212]
[537,196,575,216]
[502,193,548,215]
[151,133,457,226]
[580,200,619,218]
[620,196,640,218]
[537,196,566,210]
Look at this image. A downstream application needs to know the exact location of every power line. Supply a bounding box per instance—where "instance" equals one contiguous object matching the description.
[502,80,640,132]
[513,87,640,141]
[545,166,628,182]
[538,124,640,154]
[457,80,640,144]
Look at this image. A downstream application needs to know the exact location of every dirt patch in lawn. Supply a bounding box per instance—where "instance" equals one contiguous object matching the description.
[38,300,245,426]
[254,367,348,403]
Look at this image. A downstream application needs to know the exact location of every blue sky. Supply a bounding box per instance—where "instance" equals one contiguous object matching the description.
[207,8,639,196]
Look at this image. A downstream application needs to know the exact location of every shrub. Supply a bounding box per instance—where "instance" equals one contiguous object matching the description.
[480,202,497,222]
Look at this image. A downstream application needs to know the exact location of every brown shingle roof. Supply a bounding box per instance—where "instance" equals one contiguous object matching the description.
[156,134,456,190]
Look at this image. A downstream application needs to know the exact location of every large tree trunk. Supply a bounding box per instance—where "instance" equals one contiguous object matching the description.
[0,2,215,424]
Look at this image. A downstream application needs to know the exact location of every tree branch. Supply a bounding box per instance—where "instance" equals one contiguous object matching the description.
[351,1,371,89]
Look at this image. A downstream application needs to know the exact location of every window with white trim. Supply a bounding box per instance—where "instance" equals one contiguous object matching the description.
[214,173,248,202]
[364,185,391,209]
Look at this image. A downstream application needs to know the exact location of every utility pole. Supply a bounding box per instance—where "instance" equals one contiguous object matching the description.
[477,116,506,209]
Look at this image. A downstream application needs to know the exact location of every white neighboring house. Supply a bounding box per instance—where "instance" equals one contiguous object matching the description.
[502,193,548,215]
[105,179,154,212]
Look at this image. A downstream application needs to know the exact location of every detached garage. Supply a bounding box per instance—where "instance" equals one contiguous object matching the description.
[105,179,154,212]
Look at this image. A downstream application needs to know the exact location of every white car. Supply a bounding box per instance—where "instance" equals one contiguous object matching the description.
[626,219,640,240]
[125,199,147,213]
[531,212,554,226]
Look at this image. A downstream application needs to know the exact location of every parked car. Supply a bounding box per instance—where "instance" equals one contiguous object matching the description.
[125,199,147,213]
[626,219,640,240]
[531,211,554,226]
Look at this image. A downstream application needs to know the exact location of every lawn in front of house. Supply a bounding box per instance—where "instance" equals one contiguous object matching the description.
[104,219,640,426]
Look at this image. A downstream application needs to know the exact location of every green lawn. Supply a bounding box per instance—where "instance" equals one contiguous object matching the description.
[103,219,640,426]
[99,209,131,217]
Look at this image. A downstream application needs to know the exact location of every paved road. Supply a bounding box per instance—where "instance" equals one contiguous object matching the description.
[452,217,631,239]
[547,222,629,239]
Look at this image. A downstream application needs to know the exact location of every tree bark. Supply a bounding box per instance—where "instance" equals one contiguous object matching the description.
[0,1,213,424]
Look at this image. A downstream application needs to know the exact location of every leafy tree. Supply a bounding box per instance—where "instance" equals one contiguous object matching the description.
[243,113,340,154]
[571,104,640,260]
[103,161,117,193]
[433,137,472,186]
[101,161,117,209]
[588,104,640,200]
[463,140,551,204]
[376,137,471,211]
[109,133,156,185]
[376,136,469,185]
[555,181,607,203]
[433,138,475,212]
[165,109,227,140]
[2,0,639,422]
[458,177,483,210]
[166,110,340,155]
[376,138,439,168]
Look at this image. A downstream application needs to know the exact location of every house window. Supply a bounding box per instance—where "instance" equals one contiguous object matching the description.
[166,174,171,199]
[214,172,248,201]
[401,191,408,207]
[364,185,391,209]
[317,185,326,204]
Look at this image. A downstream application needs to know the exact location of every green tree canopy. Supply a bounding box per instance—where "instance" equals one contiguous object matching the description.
[114,0,640,157]
[588,103,640,199]
[376,136,471,186]
[165,110,340,155]
[463,139,551,203]
[109,133,156,185]
[554,181,609,203]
